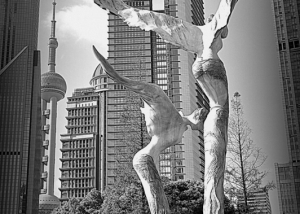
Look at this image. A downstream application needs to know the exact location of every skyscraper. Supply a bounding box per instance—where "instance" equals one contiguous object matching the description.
[0,0,42,213]
[272,0,300,213]
[39,0,67,212]
[59,64,108,201]
[105,0,207,183]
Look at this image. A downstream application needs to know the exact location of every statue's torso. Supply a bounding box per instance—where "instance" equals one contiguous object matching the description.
[192,58,228,108]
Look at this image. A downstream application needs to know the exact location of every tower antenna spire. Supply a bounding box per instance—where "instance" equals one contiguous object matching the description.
[51,0,56,38]
[48,0,58,73]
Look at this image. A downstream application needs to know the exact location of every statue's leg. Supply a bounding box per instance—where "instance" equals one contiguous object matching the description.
[133,152,170,214]
[203,105,228,214]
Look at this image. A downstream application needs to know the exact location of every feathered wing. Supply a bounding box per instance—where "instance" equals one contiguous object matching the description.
[206,0,238,36]
[94,0,204,54]
[93,46,163,101]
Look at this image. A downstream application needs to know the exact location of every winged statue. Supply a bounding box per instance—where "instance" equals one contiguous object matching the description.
[93,46,208,213]
[93,0,238,213]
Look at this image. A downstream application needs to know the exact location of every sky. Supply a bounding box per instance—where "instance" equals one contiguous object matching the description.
[38,0,287,213]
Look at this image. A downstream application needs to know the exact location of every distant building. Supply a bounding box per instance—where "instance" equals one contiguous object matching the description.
[237,188,272,213]
[0,0,42,214]
[39,1,67,213]
[271,0,300,213]
[59,64,109,201]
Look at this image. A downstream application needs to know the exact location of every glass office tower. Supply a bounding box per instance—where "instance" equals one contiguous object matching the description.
[272,0,300,213]
[0,0,42,213]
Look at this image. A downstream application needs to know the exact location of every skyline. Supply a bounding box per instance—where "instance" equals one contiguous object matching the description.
[38,1,287,213]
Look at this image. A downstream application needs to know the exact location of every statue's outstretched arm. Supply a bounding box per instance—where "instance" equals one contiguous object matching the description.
[94,0,204,54]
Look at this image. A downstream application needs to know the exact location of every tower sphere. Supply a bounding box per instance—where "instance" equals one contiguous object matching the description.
[49,38,58,49]
[41,72,67,101]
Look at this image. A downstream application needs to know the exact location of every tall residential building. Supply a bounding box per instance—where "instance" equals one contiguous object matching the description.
[237,188,272,214]
[59,64,108,201]
[39,1,67,212]
[272,0,300,213]
[103,0,207,185]
[0,1,42,214]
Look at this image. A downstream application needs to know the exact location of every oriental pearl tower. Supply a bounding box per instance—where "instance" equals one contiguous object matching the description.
[39,0,67,212]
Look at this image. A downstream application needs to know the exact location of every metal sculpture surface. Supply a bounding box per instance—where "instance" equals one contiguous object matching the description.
[93,0,238,213]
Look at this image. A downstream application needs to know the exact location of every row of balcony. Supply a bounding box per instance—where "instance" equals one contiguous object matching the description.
[60,156,95,161]
[59,176,94,181]
[60,166,94,171]
[60,146,94,152]
[59,186,94,191]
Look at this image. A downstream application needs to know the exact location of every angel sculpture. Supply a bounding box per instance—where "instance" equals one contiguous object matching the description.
[94,0,238,213]
[93,46,208,213]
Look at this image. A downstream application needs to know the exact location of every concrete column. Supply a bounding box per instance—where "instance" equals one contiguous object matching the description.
[47,96,58,195]
[99,94,106,191]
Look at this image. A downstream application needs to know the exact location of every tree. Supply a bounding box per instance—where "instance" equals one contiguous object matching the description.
[79,189,103,214]
[163,180,204,214]
[51,198,81,214]
[163,180,235,214]
[101,179,235,214]
[100,181,149,214]
[51,189,103,214]
[225,92,274,213]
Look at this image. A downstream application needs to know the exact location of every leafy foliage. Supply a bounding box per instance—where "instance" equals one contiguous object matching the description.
[51,180,236,214]
[164,180,204,214]
[100,181,149,214]
[51,198,81,214]
[79,189,103,214]
[51,189,103,214]
[163,180,236,214]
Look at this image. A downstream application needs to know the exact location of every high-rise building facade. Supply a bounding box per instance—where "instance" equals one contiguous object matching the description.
[39,1,67,212]
[105,0,208,184]
[237,188,272,214]
[272,0,300,213]
[0,1,42,214]
[59,64,108,201]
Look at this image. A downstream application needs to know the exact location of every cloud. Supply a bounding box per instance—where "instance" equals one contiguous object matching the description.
[47,1,108,44]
